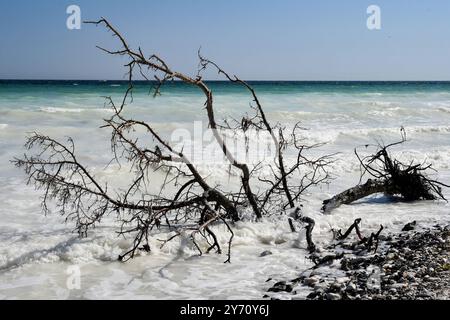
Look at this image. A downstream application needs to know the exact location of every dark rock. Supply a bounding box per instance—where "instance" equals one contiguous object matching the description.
[402,221,417,232]
[326,292,341,300]
[260,250,273,257]
[303,276,319,287]
[268,281,293,293]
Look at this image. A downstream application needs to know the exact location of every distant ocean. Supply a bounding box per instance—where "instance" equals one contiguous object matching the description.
[2,80,450,171]
[1,80,450,299]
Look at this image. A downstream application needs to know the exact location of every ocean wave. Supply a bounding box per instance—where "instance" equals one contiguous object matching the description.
[39,107,112,114]
[301,125,450,145]
[367,107,403,117]
[354,125,450,135]
[363,104,450,117]
[40,107,84,113]
[326,147,450,176]
[347,100,396,108]
[437,107,450,114]
[272,110,352,122]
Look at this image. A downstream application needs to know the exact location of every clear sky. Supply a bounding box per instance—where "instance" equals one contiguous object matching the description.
[1,0,450,80]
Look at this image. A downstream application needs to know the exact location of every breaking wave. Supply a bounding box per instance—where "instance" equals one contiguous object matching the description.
[39,107,112,113]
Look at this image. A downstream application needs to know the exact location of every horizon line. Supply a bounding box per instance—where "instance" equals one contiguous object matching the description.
[2,79,450,82]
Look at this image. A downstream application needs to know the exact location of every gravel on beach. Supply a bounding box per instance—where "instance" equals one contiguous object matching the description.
[265,222,450,300]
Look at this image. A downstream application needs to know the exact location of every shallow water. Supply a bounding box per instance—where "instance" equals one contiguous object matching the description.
[0,81,449,299]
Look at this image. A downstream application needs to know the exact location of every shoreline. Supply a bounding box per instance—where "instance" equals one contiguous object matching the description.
[266,222,450,300]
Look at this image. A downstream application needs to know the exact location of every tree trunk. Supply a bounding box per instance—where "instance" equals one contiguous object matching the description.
[321,179,387,213]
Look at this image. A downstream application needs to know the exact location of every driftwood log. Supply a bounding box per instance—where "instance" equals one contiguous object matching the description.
[322,179,386,213]
[288,207,316,252]
[322,129,449,213]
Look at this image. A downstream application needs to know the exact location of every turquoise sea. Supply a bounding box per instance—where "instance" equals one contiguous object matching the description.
[2,80,450,171]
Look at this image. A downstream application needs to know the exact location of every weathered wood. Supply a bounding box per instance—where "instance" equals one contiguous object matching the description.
[322,132,450,214]
[289,208,316,252]
[321,179,387,213]
[337,218,363,240]
[299,216,316,253]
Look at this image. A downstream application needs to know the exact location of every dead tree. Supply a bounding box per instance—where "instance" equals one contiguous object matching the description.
[322,128,449,213]
[13,18,331,262]
[202,62,333,213]
[197,56,333,239]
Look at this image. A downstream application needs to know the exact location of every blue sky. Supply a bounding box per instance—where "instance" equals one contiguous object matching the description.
[1,0,450,80]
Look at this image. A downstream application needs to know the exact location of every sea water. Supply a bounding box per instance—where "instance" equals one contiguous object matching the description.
[0,80,449,299]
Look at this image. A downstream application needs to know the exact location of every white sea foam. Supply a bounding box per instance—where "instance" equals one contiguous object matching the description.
[40,107,84,113]
[438,107,450,114]
[39,107,112,114]
[1,85,450,299]
[0,187,448,299]
[298,125,450,145]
